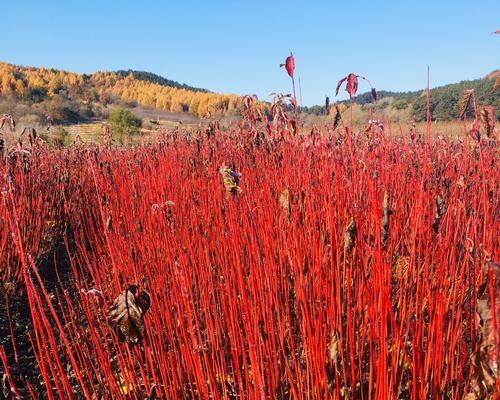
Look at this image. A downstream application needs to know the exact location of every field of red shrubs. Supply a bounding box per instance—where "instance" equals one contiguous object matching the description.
[0,102,498,399]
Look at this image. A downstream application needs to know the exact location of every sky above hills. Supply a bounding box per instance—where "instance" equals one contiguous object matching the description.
[0,0,498,106]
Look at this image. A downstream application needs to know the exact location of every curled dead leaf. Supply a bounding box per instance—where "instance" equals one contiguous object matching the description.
[328,330,339,366]
[459,90,474,118]
[219,165,242,196]
[479,106,495,138]
[381,192,392,249]
[344,219,357,253]
[107,285,151,344]
[333,105,342,131]
[279,188,291,221]
[431,195,446,233]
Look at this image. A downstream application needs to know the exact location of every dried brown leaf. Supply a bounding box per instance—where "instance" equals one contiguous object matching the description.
[219,165,242,196]
[459,90,474,118]
[344,219,357,252]
[381,192,392,249]
[333,105,342,131]
[0,114,16,131]
[431,195,446,233]
[279,188,291,220]
[479,106,495,138]
[328,330,339,365]
[107,285,151,344]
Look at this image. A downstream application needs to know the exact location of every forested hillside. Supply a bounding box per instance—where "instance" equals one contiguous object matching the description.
[0,62,243,122]
[302,71,499,121]
[1,62,498,127]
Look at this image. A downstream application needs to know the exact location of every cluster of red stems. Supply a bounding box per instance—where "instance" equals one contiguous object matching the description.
[0,60,498,399]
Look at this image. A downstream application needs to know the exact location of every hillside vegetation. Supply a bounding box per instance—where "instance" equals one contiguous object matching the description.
[115,69,209,93]
[302,71,499,122]
[0,62,243,122]
[0,62,498,128]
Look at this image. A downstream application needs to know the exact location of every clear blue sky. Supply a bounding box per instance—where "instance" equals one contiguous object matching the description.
[0,1,498,106]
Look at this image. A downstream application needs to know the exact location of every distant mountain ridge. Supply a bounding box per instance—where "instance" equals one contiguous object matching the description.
[0,62,242,122]
[303,71,499,121]
[0,61,498,125]
[114,70,210,93]
[350,70,499,104]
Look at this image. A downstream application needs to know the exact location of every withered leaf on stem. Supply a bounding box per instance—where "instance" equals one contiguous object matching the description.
[344,219,357,253]
[381,192,392,249]
[479,106,495,138]
[431,195,446,233]
[0,114,16,131]
[336,73,359,97]
[459,89,474,118]
[333,105,342,131]
[346,73,358,96]
[219,165,242,196]
[279,188,291,221]
[328,330,339,366]
[107,285,151,344]
[106,215,112,232]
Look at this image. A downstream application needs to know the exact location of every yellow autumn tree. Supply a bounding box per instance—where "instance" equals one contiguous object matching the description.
[0,62,246,118]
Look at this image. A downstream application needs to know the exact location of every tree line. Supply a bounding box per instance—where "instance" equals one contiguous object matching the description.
[0,62,244,118]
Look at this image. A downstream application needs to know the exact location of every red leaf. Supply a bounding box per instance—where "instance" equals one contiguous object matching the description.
[285,53,295,78]
[346,73,358,97]
[470,121,480,141]
[335,76,348,96]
